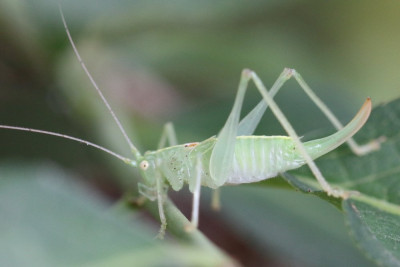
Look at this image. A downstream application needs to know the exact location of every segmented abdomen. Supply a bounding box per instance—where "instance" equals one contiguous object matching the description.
[227,136,305,184]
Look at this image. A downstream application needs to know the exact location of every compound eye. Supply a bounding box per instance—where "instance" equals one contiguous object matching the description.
[140,160,149,170]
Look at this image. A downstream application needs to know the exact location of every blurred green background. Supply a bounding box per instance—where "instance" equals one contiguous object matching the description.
[0,0,399,266]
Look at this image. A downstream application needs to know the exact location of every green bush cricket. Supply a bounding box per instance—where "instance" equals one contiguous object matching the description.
[0,5,384,238]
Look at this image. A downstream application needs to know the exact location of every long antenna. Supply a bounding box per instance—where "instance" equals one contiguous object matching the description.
[58,4,141,160]
[0,125,136,166]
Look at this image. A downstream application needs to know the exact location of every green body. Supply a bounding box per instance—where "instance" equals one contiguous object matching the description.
[142,125,352,193]
[3,11,377,237]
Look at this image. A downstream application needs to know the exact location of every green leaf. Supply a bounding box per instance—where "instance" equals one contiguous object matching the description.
[343,199,400,267]
[282,98,400,264]
[219,186,375,266]
[0,162,231,266]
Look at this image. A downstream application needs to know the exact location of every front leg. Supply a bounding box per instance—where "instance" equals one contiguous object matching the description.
[138,180,167,238]
[138,182,157,201]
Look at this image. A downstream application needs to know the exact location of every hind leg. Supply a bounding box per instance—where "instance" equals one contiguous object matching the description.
[238,69,384,155]
[292,71,384,155]
[247,68,362,198]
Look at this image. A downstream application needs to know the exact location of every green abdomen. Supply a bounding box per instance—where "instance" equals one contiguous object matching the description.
[226,136,305,184]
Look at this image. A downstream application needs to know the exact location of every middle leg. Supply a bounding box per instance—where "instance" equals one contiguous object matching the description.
[186,154,203,231]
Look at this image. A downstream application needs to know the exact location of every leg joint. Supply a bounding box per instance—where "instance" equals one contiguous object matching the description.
[283,67,295,79]
[242,68,254,78]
